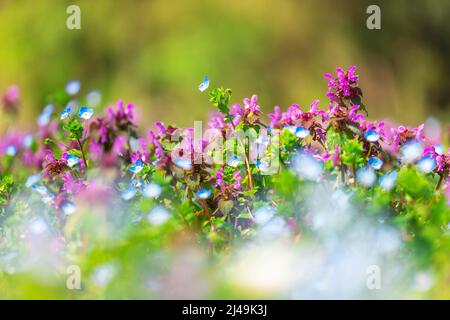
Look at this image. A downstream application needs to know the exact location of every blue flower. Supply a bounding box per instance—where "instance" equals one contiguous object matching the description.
[292,153,323,181]
[400,141,423,164]
[253,206,276,225]
[23,134,33,148]
[32,184,48,195]
[356,167,377,187]
[143,183,162,199]
[86,90,102,107]
[129,159,144,173]
[380,171,398,191]
[37,104,54,126]
[227,156,241,168]
[5,146,17,156]
[434,144,445,155]
[196,189,212,199]
[368,157,383,170]
[66,154,80,167]
[61,201,76,215]
[147,206,170,226]
[295,126,310,139]
[60,106,72,120]
[25,174,41,188]
[256,160,270,171]
[78,106,94,120]
[121,186,137,201]
[364,130,380,142]
[198,76,209,92]
[417,156,436,174]
[173,157,192,170]
[65,80,81,96]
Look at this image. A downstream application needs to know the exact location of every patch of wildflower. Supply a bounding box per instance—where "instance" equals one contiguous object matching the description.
[0,69,449,299]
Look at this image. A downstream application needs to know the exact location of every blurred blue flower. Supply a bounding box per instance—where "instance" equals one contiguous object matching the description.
[143,183,162,199]
[417,156,436,173]
[65,80,80,96]
[198,76,209,92]
[356,167,377,187]
[380,171,398,191]
[173,157,192,170]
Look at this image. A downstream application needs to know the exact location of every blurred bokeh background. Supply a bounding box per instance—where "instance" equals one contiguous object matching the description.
[0,0,449,129]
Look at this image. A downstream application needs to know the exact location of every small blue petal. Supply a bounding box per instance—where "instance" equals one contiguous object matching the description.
[23,134,33,148]
[61,201,76,215]
[434,144,445,155]
[129,159,144,173]
[292,153,323,181]
[196,189,212,199]
[400,141,423,164]
[36,104,54,126]
[198,76,209,92]
[26,174,41,188]
[227,156,241,167]
[256,160,270,171]
[147,206,170,226]
[173,157,192,170]
[143,183,162,198]
[66,154,80,167]
[368,157,383,170]
[121,187,137,201]
[417,156,436,173]
[364,130,380,142]
[5,146,17,156]
[86,90,102,107]
[41,193,55,204]
[356,167,377,187]
[295,126,310,139]
[66,80,81,96]
[78,106,94,120]
[131,178,143,188]
[37,113,51,126]
[42,104,55,116]
[32,184,48,195]
[380,171,398,191]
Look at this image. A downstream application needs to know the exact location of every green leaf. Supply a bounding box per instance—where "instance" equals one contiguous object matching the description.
[64,118,83,140]
[341,138,364,166]
[397,167,434,200]
[209,87,232,114]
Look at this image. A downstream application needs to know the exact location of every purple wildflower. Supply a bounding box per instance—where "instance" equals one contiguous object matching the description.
[324,66,360,105]
[2,85,20,113]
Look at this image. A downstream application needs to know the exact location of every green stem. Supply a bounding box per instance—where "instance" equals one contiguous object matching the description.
[436,174,444,191]
[76,138,88,169]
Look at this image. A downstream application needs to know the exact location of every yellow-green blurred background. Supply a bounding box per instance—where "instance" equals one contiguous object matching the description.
[1,0,449,129]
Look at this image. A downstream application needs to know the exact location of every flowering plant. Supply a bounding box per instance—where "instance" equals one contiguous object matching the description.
[0,67,449,299]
